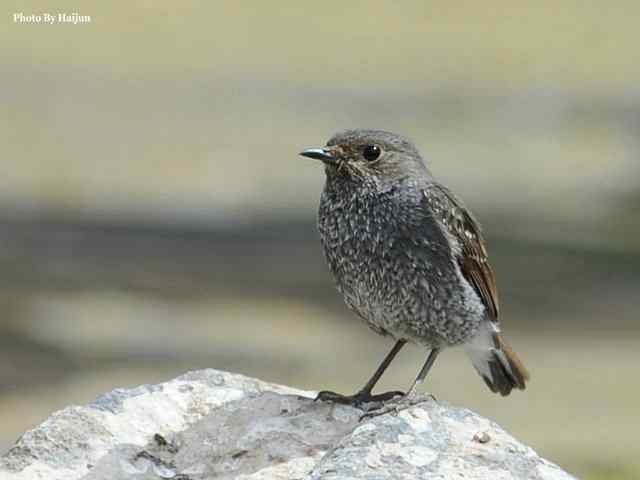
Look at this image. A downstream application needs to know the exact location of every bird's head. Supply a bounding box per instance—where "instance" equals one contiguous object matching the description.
[300,129,429,187]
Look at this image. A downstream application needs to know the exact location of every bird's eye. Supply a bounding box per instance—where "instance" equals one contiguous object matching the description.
[362,145,381,161]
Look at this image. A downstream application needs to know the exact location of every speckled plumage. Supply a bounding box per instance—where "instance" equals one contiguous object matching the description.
[318,166,485,347]
[302,129,529,398]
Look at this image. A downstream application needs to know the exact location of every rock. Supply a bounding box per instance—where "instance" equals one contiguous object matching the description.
[0,369,575,480]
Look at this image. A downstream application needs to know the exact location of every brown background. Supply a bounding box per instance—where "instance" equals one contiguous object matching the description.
[1,2,639,479]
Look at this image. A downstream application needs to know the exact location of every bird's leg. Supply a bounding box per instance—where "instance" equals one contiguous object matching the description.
[315,339,407,407]
[406,347,440,397]
[360,348,440,420]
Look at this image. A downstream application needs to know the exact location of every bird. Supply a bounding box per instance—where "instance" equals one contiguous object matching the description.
[299,129,529,406]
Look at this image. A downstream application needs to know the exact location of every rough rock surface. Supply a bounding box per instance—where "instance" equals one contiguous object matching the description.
[0,369,575,480]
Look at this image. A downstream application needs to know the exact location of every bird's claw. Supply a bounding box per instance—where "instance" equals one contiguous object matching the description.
[314,389,405,408]
[359,392,436,421]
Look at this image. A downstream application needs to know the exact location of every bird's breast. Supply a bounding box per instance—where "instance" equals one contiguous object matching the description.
[317,185,420,317]
[316,180,486,346]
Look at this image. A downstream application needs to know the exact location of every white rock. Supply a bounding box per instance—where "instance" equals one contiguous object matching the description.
[0,369,576,480]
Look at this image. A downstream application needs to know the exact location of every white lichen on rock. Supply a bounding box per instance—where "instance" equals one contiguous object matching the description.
[0,369,575,480]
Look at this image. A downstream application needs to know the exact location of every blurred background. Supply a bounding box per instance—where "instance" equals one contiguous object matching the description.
[1,2,639,479]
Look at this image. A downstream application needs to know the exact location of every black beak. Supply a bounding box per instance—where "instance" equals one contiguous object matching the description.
[299,147,336,163]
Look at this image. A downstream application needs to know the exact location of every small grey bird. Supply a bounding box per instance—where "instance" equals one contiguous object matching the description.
[300,129,529,404]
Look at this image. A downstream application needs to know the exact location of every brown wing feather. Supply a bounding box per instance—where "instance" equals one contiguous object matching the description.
[424,185,499,320]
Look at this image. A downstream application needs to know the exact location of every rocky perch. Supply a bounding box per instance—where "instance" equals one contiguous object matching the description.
[1,369,575,480]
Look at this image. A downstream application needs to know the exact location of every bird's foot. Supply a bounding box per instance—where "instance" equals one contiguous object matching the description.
[314,389,404,410]
[359,392,436,421]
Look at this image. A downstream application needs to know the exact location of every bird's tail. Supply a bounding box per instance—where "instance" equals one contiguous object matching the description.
[464,323,529,396]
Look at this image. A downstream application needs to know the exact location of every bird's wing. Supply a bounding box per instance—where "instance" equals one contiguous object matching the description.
[423,184,499,320]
